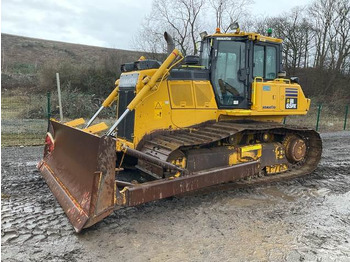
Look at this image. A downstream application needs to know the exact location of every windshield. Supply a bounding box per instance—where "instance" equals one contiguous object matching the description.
[212,41,246,107]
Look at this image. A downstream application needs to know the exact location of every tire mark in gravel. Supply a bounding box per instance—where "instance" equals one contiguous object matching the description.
[1,160,72,246]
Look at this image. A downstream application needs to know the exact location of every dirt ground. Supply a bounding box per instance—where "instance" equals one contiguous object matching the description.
[1,132,350,261]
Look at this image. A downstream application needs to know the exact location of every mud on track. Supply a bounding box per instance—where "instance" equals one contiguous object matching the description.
[1,132,350,261]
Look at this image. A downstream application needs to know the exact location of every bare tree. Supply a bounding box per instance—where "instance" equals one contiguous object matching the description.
[309,0,339,69]
[332,0,350,73]
[133,0,205,55]
[133,0,253,55]
[131,17,168,55]
[209,0,253,32]
[252,8,314,73]
[282,8,314,70]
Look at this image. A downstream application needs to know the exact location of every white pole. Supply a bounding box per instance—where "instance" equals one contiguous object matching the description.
[56,73,64,121]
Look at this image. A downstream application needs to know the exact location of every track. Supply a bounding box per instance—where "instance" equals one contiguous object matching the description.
[138,121,322,183]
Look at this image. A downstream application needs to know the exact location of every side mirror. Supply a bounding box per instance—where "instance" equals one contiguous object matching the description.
[290,77,299,84]
[277,71,286,78]
[238,68,247,82]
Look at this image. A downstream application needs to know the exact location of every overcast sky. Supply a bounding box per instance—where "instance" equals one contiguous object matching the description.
[2,0,311,50]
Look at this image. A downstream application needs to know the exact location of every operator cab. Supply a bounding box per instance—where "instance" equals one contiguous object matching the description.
[199,30,283,109]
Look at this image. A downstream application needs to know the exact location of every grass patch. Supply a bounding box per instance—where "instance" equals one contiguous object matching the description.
[2,92,53,146]
[10,63,37,74]
[1,133,45,147]
[1,95,31,119]
[1,119,47,147]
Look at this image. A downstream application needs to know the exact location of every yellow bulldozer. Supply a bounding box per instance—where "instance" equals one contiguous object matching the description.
[38,27,322,232]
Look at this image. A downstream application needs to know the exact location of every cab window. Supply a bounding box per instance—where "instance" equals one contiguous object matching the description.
[253,45,277,79]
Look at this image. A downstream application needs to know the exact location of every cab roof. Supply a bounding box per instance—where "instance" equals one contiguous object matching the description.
[209,31,283,44]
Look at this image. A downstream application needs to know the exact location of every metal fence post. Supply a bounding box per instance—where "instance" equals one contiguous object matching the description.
[283,117,286,124]
[47,91,51,120]
[316,104,322,132]
[47,91,51,131]
[344,105,349,131]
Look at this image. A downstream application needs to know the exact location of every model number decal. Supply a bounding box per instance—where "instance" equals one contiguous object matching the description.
[285,98,298,109]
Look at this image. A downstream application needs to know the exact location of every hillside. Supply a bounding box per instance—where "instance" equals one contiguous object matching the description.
[1,33,163,91]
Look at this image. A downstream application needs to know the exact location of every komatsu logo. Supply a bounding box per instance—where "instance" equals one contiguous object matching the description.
[263,105,276,109]
[285,98,297,109]
[216,37,232,41]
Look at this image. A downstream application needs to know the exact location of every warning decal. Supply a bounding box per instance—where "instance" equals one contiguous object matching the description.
[154,102,162,119]
[154,102,162,109]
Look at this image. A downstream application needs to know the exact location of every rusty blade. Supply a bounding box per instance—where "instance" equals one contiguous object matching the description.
[38,121,116,232]
[122,161,259,206]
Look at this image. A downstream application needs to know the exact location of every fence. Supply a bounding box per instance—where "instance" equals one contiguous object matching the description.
[1,88,116,147]
[284,103,349,132]
[1,89,349,147]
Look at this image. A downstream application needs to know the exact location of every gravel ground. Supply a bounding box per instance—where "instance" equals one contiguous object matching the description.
[1,132,350,261]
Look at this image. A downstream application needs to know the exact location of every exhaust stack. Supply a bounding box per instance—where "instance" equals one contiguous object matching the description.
[164,32,175,55]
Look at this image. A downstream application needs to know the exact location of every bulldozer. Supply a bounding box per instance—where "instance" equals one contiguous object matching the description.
[38,27,322,232]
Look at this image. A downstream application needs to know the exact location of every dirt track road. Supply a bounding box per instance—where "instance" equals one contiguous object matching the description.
[2,132,350,261]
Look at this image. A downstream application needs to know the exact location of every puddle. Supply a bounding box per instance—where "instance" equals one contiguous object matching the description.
[227,197,274,207]
[260,187,296,202]
[25,161,39,166]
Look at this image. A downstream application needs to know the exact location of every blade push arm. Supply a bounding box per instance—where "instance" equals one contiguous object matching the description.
[106,49,181,136]
[85,79,120,128]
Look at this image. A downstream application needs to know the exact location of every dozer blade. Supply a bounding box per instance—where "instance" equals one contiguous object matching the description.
[37,120,116,232]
